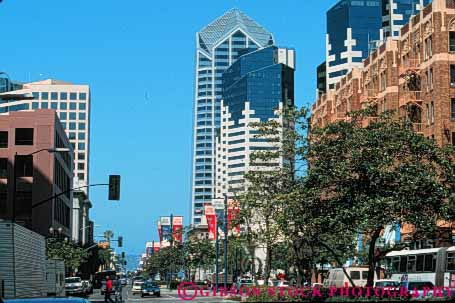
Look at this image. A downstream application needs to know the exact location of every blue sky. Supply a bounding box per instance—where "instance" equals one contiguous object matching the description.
[0,0,334,254]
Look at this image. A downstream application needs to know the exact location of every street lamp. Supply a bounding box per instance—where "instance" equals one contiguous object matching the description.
[12,147,71,223]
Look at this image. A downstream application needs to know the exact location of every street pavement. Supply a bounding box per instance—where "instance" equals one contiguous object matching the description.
[88,286,238,303]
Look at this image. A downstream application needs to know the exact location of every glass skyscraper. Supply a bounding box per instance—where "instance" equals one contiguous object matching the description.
[191,9,274,225]
[382,0,431,38]
[326,0,382,90]
[215,46,295,199]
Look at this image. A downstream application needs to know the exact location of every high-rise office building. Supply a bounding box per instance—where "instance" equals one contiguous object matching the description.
[382,0,431,38]
[191,9,274,225]
[0,79,90,192]
[326,0,382,90]
[215,46,295,198]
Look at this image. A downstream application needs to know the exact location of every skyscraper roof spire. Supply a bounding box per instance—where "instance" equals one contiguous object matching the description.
[198,8,273,54]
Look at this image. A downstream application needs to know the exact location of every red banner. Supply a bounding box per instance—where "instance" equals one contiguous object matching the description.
[205,205,217,240]
[228,200,240,235]
[172,216,183,243]
[158,221,162,242]
[153,242,160,252]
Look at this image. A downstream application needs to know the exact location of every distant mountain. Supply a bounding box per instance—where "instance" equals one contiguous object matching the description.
[125,254,141,271]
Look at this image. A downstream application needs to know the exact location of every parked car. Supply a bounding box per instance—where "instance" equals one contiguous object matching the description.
[276,280,290,288]
[6,298,90,303]
[237,278,254,292]
[400,281,449,298]
[140,281,161,297]
[65,277,84,296]
[81,280,93,295]
[132,280,144,295]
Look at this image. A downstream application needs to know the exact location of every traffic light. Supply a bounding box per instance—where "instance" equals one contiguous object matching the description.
[118,236,123,247]
[121,252,125,259]
[109,175,121,200]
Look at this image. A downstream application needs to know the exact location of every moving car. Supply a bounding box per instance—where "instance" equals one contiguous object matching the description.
[65,277,84,296]
[141,281,161,297]
[132,280,144,295]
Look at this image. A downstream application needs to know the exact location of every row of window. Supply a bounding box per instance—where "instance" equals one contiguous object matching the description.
[32,101,87,111]
[33,92,87,101]
[61,122,86,131]
[0,128,34,147]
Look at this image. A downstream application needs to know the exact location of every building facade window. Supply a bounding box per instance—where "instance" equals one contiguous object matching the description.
[15,128,34,145]
[0,131,7,148]
[451,99,455,121]
[450,32,455,52]
[431,101,435,124]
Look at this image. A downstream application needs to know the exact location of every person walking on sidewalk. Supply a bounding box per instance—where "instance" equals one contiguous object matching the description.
[105,276,114,303]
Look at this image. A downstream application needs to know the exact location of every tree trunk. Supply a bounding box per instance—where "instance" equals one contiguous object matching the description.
[317,240,356,287]
[366,228,382,287]
[292,240,305,287]
[264,241,272,284]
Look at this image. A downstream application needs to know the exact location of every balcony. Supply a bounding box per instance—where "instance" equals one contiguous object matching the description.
[399,91,422,108]
[361,89,378,104]
[399,58,421,76]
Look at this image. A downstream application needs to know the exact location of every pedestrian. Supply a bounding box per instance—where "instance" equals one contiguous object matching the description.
[105,276,114,303]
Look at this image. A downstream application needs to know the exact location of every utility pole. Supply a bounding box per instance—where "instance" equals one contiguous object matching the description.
[168,213,174,289]
[223,194,228,290]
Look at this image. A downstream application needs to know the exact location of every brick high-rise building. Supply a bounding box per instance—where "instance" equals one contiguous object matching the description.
[312,0,455,247]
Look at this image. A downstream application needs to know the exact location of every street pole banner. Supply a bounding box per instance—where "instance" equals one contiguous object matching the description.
[228,199,240,235]
[205,205,217,240]
[146,242,153,257]
[153,242,161,252]
[172,216,184,243]
[158,221,162,242]
[160,216,172,244]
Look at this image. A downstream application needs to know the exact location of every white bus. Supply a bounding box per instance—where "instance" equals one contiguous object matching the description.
[385,246,455,287]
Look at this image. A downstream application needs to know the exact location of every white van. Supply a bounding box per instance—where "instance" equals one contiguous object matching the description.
[323,267,370,287]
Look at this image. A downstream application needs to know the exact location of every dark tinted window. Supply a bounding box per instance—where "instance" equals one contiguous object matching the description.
[15,128,34,145]
[0,131,8,148]
[15,155,33,177]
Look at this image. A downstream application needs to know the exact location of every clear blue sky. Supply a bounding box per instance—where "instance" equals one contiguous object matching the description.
[0,0,334,254]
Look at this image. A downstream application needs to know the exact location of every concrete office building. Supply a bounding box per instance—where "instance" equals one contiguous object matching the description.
[0,110,74,238]
[191,8,274,225]
[0,79,90,193]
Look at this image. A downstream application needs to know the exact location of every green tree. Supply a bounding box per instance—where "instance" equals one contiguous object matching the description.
[308,110,455,286]
[46,238,88,272]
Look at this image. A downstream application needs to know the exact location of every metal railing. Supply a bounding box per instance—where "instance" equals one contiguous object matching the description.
[400,58,421,74]
[399,91,422,107]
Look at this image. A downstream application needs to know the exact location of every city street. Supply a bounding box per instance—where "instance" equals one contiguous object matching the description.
[87,286,237,303]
